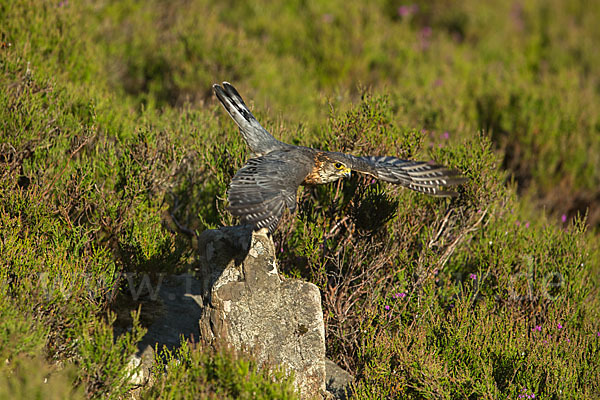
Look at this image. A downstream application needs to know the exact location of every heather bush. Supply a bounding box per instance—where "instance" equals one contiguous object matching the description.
[1,0,599,398]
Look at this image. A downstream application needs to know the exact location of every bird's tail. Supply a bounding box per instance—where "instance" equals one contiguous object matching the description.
[213,82,284,155]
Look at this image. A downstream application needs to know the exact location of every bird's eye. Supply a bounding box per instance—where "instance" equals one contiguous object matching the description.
[334,162,344,169]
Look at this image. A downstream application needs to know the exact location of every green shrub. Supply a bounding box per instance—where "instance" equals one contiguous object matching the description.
[144,342,298,400]
[0,356,84,400]
[1,0,599,398]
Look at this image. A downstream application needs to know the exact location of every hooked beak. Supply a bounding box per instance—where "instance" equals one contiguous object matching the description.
[342,167,351,178]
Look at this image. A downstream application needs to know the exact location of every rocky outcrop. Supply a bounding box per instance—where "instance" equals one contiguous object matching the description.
[131,273,206,386]
[134,226,353,399]
[325,359,354,400]
[196,226,327,399]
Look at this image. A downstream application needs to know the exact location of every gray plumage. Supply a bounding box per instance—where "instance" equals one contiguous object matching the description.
[227,149,313,233]
[213,82,288,156]
[213,82,467,233]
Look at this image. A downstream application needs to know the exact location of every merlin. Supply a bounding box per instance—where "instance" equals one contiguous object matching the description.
[213,82,466,233]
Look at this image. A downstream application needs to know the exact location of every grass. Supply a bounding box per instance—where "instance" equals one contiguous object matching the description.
[1,0,599,398]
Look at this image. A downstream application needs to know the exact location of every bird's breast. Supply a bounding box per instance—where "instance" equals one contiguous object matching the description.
[303,164,325,185]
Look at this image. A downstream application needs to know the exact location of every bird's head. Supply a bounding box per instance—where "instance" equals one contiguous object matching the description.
[315,154,352,183]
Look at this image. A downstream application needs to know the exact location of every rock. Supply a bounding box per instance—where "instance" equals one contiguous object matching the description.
[126,346,154,387]
[132,273,205,388]
[197,226,327,399]
[137,273,205,351]
[130,226,353,398]
[325,358,354,400]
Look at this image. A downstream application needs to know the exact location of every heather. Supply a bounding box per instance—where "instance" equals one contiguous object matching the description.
[1,0,599,398]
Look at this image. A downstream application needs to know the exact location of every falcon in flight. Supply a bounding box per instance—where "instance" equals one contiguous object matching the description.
[213,82,466,233]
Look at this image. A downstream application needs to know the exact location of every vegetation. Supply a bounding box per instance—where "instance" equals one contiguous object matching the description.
[1,0,599,398]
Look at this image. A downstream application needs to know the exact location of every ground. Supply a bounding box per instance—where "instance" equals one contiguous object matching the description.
[1,0,599,398]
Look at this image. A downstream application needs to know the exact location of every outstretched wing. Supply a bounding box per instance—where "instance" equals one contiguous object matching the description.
[213,82,287,156]
[334,153,467,197]
[228,150,311,233]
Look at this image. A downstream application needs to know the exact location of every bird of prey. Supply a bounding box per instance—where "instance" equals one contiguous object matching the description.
[213,82,466,233]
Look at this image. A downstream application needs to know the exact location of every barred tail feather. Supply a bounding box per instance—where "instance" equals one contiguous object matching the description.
[213,82,284,155]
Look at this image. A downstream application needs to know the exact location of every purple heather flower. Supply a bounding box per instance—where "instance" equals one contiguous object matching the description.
[524,221,530,228]
[532,325,542,332]
[558,323,563,329]
[398,4,418,17]
[393,292,406,299]
[469,273,477,280]
[515,220,521,226]
[519,388,536,399]
[561,214,567,223]
[442,131,449,139]
[384,305,390,311]
[421,26,432,37]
